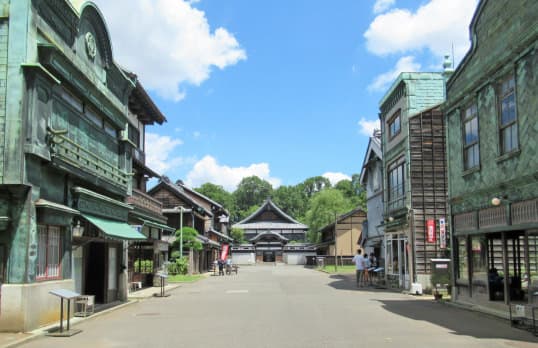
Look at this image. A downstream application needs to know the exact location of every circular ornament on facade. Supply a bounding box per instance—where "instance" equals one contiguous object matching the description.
[85,32,97,60]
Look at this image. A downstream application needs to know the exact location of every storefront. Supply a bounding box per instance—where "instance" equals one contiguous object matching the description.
[385,233,409,289]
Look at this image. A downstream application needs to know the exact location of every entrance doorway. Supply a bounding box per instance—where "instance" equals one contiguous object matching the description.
[385,234,409,288]
[263,251,275,262]
[85,242,105,303]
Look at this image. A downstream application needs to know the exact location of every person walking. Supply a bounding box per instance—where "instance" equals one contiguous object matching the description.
[363,252,371,286]
[352,250,364,287]
[218,259,225,276]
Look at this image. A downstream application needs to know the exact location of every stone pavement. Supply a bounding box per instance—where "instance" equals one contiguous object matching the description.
[0,282,184,348]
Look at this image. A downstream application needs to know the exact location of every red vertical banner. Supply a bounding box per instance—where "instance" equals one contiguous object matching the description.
[426,219,436,243]
[439,218,446,249]
[220,244,229,260]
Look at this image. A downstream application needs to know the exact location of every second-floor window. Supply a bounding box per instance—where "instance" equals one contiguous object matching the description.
[462,103,479,170]
[388,111,401,139]
[388,161,405,210]
[498,75,518,154]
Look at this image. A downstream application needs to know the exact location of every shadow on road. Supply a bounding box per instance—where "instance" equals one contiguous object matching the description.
[377,299,538,343]
[327,273,386,291]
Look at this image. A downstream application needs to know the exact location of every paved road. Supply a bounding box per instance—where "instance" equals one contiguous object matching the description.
[21,265,538,348]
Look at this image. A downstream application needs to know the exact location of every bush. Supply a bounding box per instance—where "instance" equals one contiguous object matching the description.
[168,256,188,275]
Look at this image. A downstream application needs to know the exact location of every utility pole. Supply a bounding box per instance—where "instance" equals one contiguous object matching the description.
[179,206,184,257]
[334,212,338,272]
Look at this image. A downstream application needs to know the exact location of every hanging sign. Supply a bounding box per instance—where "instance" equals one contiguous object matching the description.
[439,218,446,249]
[427,219,436,243]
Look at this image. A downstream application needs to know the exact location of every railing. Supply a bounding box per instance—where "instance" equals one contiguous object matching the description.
[127,189,163,216]
[454,212,477,232]
[512,199,538,225]
[48,128,130,191]
[479,206,507,228]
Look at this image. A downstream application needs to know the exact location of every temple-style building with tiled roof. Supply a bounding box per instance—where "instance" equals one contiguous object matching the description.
[231,199,315,264]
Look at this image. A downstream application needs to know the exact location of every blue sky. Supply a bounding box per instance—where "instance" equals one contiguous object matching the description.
[82,0,478,191]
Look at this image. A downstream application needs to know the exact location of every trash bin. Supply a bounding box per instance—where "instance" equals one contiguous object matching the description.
[431,258,451,293]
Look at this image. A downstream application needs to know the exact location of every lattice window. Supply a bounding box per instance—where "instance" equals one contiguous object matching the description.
[36,225,62,280]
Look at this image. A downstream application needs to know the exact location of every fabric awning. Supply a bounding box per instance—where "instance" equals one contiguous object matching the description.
[83,214,147,240]
[142,219,175,232]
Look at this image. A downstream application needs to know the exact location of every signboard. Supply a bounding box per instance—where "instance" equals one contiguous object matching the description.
[439,218,446,249]
[426,219,436,243]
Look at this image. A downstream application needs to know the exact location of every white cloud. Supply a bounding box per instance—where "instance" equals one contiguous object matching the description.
[322,172,351,186]
[373,0,395,14]
[185,156,281,191]
[368,55,421,92]
[145,133,184,174]
[364,0,478,62]
[89,0,246,101]
[358,118,380,136]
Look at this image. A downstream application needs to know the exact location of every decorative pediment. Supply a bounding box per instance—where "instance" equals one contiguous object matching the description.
[78,3,113,69]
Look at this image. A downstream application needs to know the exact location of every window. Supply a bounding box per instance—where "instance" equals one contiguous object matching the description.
[37,225,62,280]
[128,124,140,147]
[387,161,405,210]
[471,236,487,282]
[388,111,401,139]
[498,75,518,154]
[462,104,480,170]
[457,237,468,281]
[104,121,117,138]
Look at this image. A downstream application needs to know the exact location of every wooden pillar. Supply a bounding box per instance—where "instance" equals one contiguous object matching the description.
[502,232,509,304]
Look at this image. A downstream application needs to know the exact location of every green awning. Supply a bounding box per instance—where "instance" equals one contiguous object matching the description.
[83,214,147,240]
[142,219,175,232]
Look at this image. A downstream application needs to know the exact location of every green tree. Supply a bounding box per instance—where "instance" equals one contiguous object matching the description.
[173,226,203,252]
[304,189,354,243]
[194,183,235,211]
[234,176,273,213]
[334,177,367,210]
[302,176,331,198]
[272,184,308,221]
[237,204,260,221]
[230,227,245,244]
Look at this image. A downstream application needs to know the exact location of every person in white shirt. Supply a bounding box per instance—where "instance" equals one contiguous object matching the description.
[352,250,364,287]
[362,252,371,285]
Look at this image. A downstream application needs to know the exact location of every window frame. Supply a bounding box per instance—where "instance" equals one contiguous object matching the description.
[36,225,63,281]
[498,74,518,154]
[388,110,401,140]
[462,103,480,170]
[387,160,405,211]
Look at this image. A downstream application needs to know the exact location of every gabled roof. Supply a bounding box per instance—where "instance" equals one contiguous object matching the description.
[250,231,289,243]
[148,180,213,217]
[233,198,308,230]
[359,134,382,185]
[319,207,366,233]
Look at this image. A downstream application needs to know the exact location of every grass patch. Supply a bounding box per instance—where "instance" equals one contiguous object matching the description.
[320,265,356,274]
[168,274,204,283]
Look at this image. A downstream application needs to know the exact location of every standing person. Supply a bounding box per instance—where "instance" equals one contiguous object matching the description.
[218,259,225,276]
[368,253,377,284]
[363,252,371,286]
[352,250,364,287]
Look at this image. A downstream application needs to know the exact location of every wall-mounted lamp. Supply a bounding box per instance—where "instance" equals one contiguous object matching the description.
[491,196,509,207]
[388,216,394,222]
[72,220,84,237]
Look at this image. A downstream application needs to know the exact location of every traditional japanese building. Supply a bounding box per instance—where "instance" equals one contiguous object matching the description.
[379,72,449,290]
[232,199,315,264]
[148,179,231,273]
[359,130,385,263]
[444,0,538,313]
[0,0,165,331]
[318,207,366,260]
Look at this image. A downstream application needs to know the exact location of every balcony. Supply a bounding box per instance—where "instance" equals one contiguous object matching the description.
[48,129,130,191]
[127,189,164,216]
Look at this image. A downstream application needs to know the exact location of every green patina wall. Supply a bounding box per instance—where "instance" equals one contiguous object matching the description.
[0,17,8,182]
[445,0,538,214]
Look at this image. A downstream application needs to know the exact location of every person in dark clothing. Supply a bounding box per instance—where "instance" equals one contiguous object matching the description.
[218,259,225,276]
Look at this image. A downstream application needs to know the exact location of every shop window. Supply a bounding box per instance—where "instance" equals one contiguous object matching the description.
[457,237,468,281]
[498,75,518,154]
[471,236,487,282]
[36,225,62,280]
[462,103,479,170]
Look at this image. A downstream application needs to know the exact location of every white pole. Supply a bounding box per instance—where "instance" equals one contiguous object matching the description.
[180,206,184,257]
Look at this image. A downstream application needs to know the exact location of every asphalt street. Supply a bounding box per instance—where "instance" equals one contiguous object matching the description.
[20,265,538,348]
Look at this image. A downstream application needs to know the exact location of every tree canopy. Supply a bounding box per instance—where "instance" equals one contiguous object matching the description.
[173,226,203,251]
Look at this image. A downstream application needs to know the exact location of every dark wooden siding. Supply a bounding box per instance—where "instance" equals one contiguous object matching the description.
[409,107,448,275]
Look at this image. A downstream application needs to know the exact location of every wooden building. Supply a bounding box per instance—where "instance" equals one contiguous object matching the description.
[0,0,167,332]
[379,72,449,290]
[318,208,366,261]
[359,131,385,263]
[444,0,538,313]
[232,199,315,264]
[148,179,231,273]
